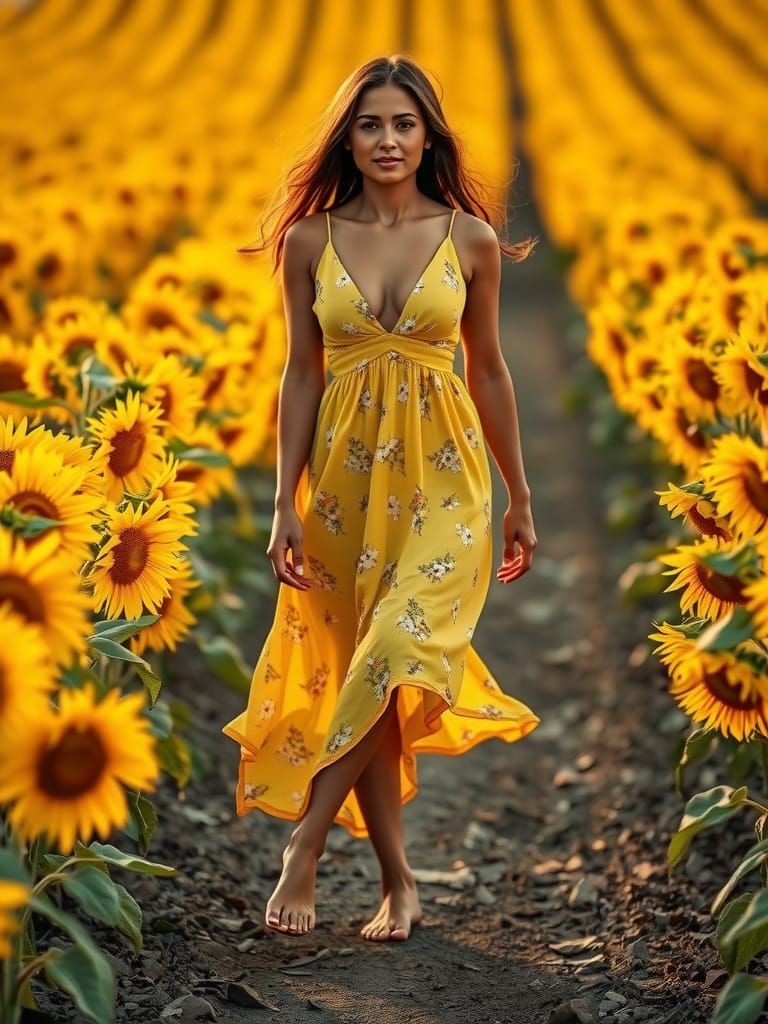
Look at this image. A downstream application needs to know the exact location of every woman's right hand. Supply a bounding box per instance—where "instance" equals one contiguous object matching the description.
[266,507,312,591]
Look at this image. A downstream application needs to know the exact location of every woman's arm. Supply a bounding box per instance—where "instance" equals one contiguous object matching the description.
[459,216,536,580]
[460,218,530,504]
[273,218,327,512]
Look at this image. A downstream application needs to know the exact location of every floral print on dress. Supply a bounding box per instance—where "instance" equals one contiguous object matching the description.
[327,723,354,754]
[456,522,474,548]
[264,662,281,683]
[281,605,309,643]
[356,544,379,574]
[483,498,491,535]
[442,493,460,510]
[276,725,314,766]
[386,494,401,519]
[258,699,276,721]
[442,259,461,292]
[406,657,424,675]
[396,597,432,642]
[307,555,337,591]
[301,664,331,698]
[375,436,405,473]
[364,654,391,702]
[409,484,429,534]
[427,438,462,473]
[381,560,399,589]
[463,426,480,449]
[313,490,345,534]
[344,437,373,473]
[418,552,456,583]
[451,597,461,622]
[244,782,269,799]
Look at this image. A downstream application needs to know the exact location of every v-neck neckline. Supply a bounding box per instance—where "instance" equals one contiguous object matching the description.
[325,210,455,335]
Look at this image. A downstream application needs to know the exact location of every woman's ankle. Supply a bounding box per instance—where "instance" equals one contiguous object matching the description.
[287,825,326,860]
[381,863,416,889]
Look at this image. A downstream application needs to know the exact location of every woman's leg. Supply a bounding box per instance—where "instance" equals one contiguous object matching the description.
[265,695,401,935]
[353,695,422,941]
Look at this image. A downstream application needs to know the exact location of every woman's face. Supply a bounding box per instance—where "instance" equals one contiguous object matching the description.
[345,83,431,181]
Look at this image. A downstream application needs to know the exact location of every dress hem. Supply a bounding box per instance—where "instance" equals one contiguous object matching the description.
[222,678,541,839]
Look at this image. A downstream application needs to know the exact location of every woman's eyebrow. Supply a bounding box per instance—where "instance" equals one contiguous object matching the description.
[354,112,419,119]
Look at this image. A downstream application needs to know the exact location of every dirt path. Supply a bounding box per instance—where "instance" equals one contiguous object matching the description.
[36,195,735,1024]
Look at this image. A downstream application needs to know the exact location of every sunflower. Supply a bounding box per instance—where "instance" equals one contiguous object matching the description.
[0,879,30,959]
[648,403,712,476]
[660,338,728,423]
[0,446,102,561]
[0,682,158,853]
[95,314,137,378]
[0,528,91,666]
[658,536,755,620]
[655,482,730,540]
[88,497,194,619]
[170,421,236,506]
[125,354,204,443]
[42,296,110,362]
[23,333,80,426]
[87,390,168,502]
[0,219,31,285]
[145,452,197,509]
[649,622,768,738]
[0,333,32,422]
[0,283,35,337]
[122,282,199,340]
[716,326,768,426]
[129,560,199,655]
[0,416,95,477]
[700,433,768,540]
[0,605,54,735]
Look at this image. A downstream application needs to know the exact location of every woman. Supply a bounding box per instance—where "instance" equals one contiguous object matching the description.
[222,54,541,942]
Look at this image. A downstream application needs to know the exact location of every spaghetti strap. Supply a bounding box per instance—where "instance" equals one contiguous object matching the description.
[448,208,457,238]
[325,210,332,245]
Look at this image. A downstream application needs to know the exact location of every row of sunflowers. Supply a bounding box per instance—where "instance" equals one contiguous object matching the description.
[0,1,520,1020]
[510,0,768,1019]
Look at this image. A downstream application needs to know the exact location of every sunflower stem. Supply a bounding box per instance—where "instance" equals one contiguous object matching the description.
[13,950,57,1002]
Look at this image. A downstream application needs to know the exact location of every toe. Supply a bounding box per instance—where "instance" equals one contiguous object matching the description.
[286,911,298,933]
[389,922,409,940]
[277,907,289,932]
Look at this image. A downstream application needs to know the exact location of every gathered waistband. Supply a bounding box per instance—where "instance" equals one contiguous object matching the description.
[325,335,456,377]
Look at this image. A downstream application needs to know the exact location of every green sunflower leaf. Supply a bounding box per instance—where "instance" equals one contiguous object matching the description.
[717,891,768,973]
[711,972,768,1023]
[124,790,159,857]
[668,785,748,871]
[61,865,121,927]
[696,608,757,652]
[88,636,149,665]
[0,389,74,412]
[72,841,176,877]
[91,615,161,642]
[31,892,116,1023]
[712,838,768,917]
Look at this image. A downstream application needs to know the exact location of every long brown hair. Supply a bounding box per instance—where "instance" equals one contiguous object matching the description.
[238,54,537,272]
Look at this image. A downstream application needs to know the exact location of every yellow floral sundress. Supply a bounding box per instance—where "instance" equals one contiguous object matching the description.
[222,207,541,837]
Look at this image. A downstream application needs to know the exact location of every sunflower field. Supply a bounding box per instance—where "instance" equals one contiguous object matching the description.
[1,0,767,1022]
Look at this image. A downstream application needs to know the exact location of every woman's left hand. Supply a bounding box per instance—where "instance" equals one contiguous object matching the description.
[496,497,536,583]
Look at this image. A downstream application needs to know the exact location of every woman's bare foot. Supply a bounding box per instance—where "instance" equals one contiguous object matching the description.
[360,871,422,941]
[265,831,320,935]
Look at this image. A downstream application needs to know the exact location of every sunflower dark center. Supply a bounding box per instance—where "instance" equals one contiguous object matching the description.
[0,242,17,268]
[745,366,768,406]
[0,449,15,472]
[743,463,768,517]
[146,308,178,331]
[9,490,59,520]
[675,409,708,450]
[0,361,25,393]
[686,358,719,401]
[0,573,46,622]
[110,526,149,585]
[108,423,145,477]
[694,563,746,604]
[63,334,97,359]
[37,725,108,798]
[705,667,759,710]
